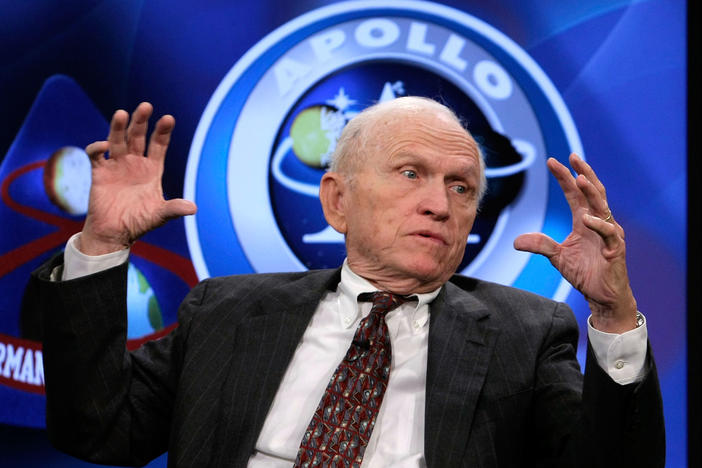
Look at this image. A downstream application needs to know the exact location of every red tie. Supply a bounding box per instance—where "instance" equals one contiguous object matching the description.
[294,291,408,467]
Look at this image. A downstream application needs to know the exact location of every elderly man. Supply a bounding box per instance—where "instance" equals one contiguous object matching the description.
[33,97,663,467]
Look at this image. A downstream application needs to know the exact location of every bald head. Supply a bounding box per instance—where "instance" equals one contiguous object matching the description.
[319,96,485,292]
[329,96,487,201]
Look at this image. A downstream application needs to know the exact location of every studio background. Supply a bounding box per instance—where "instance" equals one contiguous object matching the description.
[0,1,686,466]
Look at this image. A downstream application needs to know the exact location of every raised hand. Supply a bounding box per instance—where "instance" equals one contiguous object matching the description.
[513,153,637,333]
[79,102,197,255]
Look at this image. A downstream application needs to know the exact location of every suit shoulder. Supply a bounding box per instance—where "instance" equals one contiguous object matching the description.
[197,270,312,295]
[179,269,338,318]
[446,274,574,330]
[449,274,561,308]
[446,275,579,350]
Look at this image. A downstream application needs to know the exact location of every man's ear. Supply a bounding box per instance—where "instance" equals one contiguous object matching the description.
[319,171,348,234]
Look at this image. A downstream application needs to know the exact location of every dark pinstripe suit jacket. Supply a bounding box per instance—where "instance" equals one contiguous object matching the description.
[33,256,664,467]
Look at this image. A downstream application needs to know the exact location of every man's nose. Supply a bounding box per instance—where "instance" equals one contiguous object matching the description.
[418,181,450,220]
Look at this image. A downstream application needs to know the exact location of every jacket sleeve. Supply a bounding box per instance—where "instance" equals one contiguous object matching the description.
[531,302,665,468]
[33,253,208,466]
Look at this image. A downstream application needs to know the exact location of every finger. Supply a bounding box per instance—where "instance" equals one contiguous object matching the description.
[85,141,109,166]
[569,153,607,200]
[513,232,559,258]
[582,213,620,250]
[107,109,129,159]
[126,102,153,156]
[575,174,610,219]
[159,198,197,221]
[146,114,175,163]
[547,157,585,214]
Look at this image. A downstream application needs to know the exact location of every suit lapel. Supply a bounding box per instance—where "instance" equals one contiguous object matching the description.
[211,268,341,466]
[424,281,499,467]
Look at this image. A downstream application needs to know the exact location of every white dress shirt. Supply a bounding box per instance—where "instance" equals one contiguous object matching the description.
[58,233,649,466]
[249,260,438,467]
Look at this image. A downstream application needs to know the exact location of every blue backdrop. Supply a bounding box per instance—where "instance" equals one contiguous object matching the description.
[0,1,686,466]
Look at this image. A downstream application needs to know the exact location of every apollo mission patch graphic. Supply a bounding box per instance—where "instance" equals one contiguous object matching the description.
[186,0,583,301]
[0,76,195,427]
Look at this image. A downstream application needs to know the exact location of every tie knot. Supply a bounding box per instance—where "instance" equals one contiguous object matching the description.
[358,291,410,314]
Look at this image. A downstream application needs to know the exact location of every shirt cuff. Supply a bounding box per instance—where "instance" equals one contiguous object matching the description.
[587,313,648,385]
[58,232,130,281]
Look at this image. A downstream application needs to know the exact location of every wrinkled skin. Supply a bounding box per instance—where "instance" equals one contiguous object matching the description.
[80,102,196,255]
[513,154,637,333]
[83,100,638,333]
[320,109,481,295]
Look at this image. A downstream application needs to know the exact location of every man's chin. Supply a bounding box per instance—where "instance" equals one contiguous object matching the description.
[399,260,454,290]
[348,255,456,293]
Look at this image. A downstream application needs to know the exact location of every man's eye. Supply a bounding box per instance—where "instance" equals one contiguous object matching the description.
[402,170,418,179]
[451,185,467,194]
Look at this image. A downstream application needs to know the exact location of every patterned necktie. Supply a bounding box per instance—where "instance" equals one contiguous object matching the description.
[294,291,409,468]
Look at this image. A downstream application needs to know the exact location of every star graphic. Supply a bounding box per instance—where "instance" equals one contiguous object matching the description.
[326,87,356,111]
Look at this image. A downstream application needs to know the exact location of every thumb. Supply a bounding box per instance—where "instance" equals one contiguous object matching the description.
[514,233,559,258]
[160,198,197,221]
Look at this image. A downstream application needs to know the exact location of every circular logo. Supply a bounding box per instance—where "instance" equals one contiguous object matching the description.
[185,0,583,300]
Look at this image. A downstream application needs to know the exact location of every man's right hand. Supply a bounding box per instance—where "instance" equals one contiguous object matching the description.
[79,102,197,256]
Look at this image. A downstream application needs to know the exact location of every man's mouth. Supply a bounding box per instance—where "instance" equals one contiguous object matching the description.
[412,231,448,245]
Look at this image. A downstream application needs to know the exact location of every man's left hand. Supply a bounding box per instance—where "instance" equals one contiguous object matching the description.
[514,153,638,333]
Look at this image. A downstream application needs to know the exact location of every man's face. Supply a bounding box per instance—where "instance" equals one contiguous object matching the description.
[338,110,481,293]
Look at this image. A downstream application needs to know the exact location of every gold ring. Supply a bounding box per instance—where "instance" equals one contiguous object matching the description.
[602,210,612,222]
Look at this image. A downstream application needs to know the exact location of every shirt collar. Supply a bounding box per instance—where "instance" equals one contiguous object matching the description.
[337,259,441,330]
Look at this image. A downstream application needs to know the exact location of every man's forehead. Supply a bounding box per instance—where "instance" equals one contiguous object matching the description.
[378,112,478,156]
[391,148,480,178]
[390,108,469,135]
